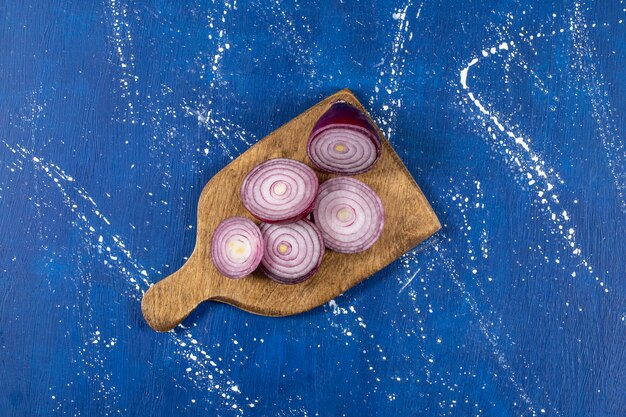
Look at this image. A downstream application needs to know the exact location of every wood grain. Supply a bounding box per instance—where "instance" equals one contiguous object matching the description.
[141,89,440,332]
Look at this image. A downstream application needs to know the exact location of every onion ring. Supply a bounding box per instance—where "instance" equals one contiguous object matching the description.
[313,177,384,253]
[211,217,264,278]
[241,158,319,223]
[307,101,381,175]
[259,219,324,284]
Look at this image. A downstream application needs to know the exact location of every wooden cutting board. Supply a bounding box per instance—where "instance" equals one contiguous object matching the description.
[141,89,440,332]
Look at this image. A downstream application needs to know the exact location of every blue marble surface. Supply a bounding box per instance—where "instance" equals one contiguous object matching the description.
[1,0,625,416]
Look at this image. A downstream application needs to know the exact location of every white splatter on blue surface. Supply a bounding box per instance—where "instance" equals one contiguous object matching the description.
[0,0,624,415]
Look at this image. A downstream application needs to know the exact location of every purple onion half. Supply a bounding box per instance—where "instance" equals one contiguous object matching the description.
[313,177,384,254]
[211,217,264,279]
[307,100,382,175]
[241,158,319,224]
[259,219,324,284]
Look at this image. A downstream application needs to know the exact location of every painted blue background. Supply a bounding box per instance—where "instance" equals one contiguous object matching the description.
[1,0,624,416]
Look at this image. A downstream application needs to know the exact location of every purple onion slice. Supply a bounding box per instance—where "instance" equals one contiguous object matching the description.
[313,177,384,253]
[307,100,382,175]
[211,217,264,279]
[241,158,319,224]
[259,220,324,284]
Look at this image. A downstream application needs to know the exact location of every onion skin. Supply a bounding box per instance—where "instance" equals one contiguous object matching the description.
[211,217,264,279]
[307,101,382,175]
[313,177,384,254]
[240,158,319,224]
[259,220,325,284]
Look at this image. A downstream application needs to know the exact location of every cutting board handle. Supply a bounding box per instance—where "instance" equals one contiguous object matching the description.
[141,257,210,332]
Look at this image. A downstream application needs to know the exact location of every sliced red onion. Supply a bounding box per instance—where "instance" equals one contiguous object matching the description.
[313,177,384,253]
[259,220,324,284]
[241,158,319,224]
[307,100,382,175]
[211,217,264,279]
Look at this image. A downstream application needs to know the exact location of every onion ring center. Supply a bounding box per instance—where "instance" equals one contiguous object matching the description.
[277,241,292,255]
[336,206,356,223]
[226,237,251,263]
[334,143,348,154]
[270,181,289,198]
